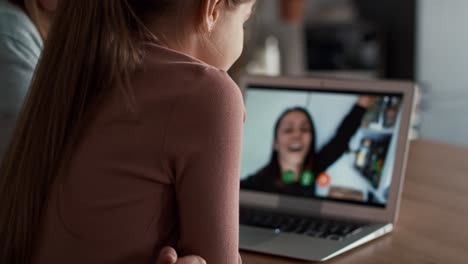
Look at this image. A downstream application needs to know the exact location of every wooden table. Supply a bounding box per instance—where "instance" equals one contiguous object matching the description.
[240,140,468,263]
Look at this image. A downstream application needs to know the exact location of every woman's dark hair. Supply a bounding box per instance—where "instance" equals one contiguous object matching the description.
[269,107,317,174]
[245,107,317,187]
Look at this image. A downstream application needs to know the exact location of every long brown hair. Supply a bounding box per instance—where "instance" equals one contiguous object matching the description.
[0,0,250,263]
[0,1,153,263]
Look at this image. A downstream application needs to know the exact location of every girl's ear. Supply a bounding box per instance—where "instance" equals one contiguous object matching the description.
[37,0,58,12]
[199,0,222,33]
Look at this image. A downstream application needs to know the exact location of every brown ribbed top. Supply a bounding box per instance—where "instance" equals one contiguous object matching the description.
[33,42,244,264]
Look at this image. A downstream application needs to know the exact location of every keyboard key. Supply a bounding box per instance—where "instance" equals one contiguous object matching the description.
[305,230,324,237]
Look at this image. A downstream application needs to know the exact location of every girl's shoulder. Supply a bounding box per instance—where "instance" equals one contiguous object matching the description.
[139,42,242,104]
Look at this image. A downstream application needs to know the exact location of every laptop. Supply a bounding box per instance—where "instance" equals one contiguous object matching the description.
[238,75,415,262]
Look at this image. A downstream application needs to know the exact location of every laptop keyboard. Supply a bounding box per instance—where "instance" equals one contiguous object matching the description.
[240,207,365,241]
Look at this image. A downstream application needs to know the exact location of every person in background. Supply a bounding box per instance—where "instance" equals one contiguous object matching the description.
[0,0,56,157]
[0,0,255,263]
[241,96,375,197]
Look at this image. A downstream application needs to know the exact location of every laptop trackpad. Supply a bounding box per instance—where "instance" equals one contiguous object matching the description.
[239,224,341,261]
[240,225,283,247]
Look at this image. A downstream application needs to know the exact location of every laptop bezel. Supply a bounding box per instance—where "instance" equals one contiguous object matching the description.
[238,75,415,224]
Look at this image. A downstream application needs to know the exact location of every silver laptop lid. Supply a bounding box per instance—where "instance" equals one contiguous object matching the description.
[239,75,415,224]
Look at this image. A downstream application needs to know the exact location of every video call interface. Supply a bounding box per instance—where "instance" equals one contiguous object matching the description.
[240,86,404,208]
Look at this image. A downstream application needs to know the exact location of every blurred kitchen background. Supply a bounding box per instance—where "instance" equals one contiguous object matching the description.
[229,0,468,147]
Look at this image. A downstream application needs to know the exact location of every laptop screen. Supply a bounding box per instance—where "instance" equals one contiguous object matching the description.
[240,85,404,208]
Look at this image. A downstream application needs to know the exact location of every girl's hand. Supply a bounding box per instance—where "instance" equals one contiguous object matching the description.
[156,247,206,264]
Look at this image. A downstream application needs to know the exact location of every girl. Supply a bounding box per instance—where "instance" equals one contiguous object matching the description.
[0,0,255,263]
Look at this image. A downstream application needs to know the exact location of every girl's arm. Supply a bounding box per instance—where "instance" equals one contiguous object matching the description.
[165,68,244,264]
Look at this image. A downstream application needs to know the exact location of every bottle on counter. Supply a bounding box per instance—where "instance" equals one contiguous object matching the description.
[384,97,400,128]
[355,138,371,172]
